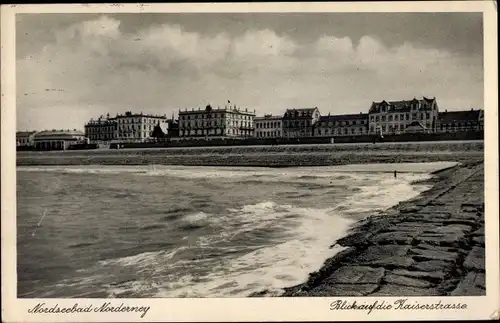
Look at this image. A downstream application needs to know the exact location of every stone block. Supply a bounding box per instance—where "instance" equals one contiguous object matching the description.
[472,226,484,236]
[414,232,466,248]
[400,206,421,213]
[412,260,453,272]
[354,245,415,269]
[450,272,486,296]
[464,247,485,272]
[422,224,473,235]
[409,248,459,262]
[371,284,440,296]
[372,231,417,245]
[472,235,485,246]
[324,266,385,285]
[383,273,433,288]
[413,243,457,253]
[391,269,446,282]
[310,283,379,296]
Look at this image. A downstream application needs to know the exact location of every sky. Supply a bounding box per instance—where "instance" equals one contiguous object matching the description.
[16,12,484,131]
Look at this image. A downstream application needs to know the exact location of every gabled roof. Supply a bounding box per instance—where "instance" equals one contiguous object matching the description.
[369,97,436,114]
[407,121,426,128]
[438,110,481,123]
[283,107,319,119]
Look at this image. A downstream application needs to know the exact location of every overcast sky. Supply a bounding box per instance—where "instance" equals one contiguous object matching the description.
[16,13,483,131]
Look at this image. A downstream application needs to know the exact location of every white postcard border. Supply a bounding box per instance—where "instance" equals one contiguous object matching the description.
[1,2,498,322]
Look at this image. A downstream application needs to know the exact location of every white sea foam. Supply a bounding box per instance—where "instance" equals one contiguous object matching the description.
[20,163,438,298]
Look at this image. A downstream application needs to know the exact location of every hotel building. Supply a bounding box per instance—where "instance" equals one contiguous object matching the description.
[368,97,439,135]
[178,103,256,138]
[282,107,321,138]
[315,113,369,137]
[84,114,117,144]
[254,115,282,138]
[115,111,169,142]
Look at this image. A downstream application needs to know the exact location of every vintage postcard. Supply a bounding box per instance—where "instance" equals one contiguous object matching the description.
[1,1,499,322]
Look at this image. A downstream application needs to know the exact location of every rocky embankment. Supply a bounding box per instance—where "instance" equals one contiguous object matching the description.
[278,161,485,296]
[17,141,483,167]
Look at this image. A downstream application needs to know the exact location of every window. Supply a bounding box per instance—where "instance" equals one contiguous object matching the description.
[388,115,393,121]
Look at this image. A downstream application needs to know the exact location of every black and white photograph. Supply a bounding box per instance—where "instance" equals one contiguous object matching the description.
[1,1,499,322]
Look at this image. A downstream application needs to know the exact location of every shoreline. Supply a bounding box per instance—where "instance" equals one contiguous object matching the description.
[271,160,484,297]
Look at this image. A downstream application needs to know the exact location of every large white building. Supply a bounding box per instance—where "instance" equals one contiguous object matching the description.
[33,129,88,150]
[368,97,439,135]
[178,103,256,138]
[315,113,369,137]
[115,112,169,142]
[254,115,282,138]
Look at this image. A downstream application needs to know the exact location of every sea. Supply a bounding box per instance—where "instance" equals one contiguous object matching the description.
[16,164,439,298]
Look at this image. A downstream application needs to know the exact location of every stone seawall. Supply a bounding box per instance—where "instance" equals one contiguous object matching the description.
[278,161,485,297]
[17,141,483,167]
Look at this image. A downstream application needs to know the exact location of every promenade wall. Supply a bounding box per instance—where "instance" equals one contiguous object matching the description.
[17,141,483,167]
[109,131,483,149]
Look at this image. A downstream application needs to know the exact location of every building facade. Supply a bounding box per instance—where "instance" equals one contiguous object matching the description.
[115,112,169,142]
[254,115,282,138]
[16,131,37,147]
[84,114,117,144]
[436,109,484,133]
[368,97,439,135]
[178,103,256,138]
[33,130,88,151]
[315,113,369,137]
[282,108,321,138]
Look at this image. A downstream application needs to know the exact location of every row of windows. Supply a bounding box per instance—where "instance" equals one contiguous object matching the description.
[179,114,253,120]
[283,120,312,127]
[180,129,254,136]
[317,120,366,127]
[256,122,281,129]
[117,131,154,138]
[370,112,432,122]
[369,123,433,133]
[180,121,252,128]
[116,118,166,124]
[316,128,367,136]
[255,131,281,137]
[86,127,115,133]
[118,124,157,131]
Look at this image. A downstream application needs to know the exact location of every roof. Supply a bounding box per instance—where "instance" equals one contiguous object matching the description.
[283,108,319,119]
[319,113,368,122]
[16,131,36,137]
[35,129,85,138]
[115,112,167,119]
[438,110,481,123]
[369,97,436,114]
[255,115,282,121]
[179,105,256,116]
